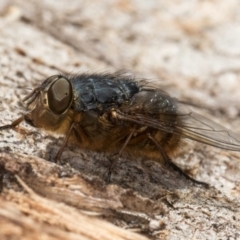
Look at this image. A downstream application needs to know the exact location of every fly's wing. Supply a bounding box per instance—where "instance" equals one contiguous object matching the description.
[118,89,240,151]
[173,104,240,151]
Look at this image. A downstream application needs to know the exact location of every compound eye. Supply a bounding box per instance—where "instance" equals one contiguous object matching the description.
[48,78,73,114]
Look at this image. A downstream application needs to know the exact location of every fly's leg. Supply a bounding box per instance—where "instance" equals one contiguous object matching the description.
[0,116,25,131]
[147,133,209,187]
[0,116,30,135]
[55,113,84,163]
[54,122,75,163]
[105,128,136,183]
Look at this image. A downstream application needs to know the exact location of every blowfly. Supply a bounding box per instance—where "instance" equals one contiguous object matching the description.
[1,72,240,182]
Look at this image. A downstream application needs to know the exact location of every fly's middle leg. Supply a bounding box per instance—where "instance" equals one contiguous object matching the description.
[105,128,136,183]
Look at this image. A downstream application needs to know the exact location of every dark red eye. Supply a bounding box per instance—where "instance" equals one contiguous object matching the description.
[47,78,73,115]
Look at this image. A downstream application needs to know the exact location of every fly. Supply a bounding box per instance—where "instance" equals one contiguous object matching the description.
[1,72,240,183]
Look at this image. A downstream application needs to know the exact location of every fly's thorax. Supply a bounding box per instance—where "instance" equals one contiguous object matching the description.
[70,73,141,112]
[24,75,74,130]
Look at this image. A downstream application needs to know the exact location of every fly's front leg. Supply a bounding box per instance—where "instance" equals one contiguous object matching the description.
[0,116,25,131]
[54,122,75,163]
[54,113,83,163]
[147,133,209,187]
[0,115,32,135]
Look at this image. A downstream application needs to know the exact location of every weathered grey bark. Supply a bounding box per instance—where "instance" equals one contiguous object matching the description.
[0,1,240,239]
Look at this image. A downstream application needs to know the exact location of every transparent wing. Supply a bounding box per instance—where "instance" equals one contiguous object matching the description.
[174,104,240,151]
[118,89,240,151]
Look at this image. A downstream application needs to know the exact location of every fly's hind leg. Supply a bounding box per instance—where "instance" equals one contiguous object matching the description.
[147,133,209,187]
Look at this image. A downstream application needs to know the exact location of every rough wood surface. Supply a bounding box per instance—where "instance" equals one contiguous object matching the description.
[0,1,240,239]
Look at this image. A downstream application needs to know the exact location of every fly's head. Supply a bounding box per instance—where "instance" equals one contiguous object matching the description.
[23,75,73,130]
